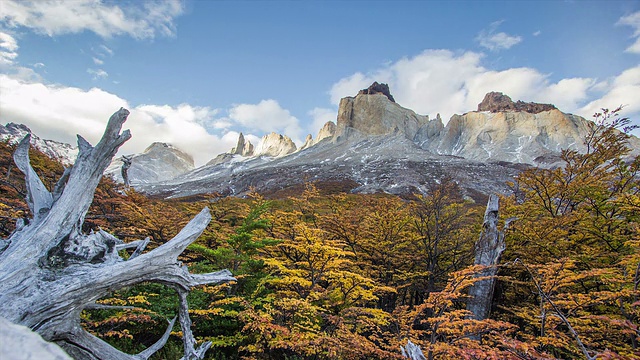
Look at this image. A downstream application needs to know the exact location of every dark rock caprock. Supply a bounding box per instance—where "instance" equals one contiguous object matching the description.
[478,91,556,114]
[358,81,396,102]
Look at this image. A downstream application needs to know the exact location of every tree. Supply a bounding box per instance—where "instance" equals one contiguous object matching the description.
[497,108,640,358]
[0,109,235,359]
[410,178,477,301]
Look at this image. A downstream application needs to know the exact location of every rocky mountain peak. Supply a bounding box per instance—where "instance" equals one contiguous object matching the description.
[316,121,336,142]
[231,133,246,155]
[106,142,194,184]
[254,132,297,157]
[336,84,429,141]
[230,132,254,156]
[300,134,314,151]
[3,122,32,133]
[144,142,195,167]
[478,92,557,114]
[357,82,395,102]
[1,122,78,165]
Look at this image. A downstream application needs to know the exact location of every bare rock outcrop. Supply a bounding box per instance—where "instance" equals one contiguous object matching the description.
[106,142,195,184]
[300,134,314,151]
[415,113,445,146]
[430,108,593,165]
[231,132,254,156]
[336,82,430,141]
[0,123,78,165]
[254,132,297,157]
[357,81,396,102]
[478,92,556,114]
[316,121,336,143]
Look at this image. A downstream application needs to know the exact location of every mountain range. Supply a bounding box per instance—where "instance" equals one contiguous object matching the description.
[2,83,638,201]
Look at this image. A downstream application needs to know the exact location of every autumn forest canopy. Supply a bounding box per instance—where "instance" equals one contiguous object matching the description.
[1,109,639,359]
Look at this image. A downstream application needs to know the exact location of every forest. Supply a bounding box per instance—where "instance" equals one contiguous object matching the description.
[0,109,638,360]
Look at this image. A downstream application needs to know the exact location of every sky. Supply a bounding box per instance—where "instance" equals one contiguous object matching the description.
[1,0,639,166]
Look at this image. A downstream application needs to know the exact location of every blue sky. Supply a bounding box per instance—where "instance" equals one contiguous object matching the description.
[1,0,639,165]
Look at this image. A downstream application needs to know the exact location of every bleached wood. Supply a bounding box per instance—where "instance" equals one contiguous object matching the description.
[0,108,235,360]
[13,134,53,221]
[401,340,427,360]
[466,194,506,321]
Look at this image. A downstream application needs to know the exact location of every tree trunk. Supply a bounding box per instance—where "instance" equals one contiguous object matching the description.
[400,340,427,360]
[0,108,235,359]
[466,194,507,321]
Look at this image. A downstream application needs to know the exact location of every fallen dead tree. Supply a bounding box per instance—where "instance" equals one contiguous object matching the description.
[0,108,235,359]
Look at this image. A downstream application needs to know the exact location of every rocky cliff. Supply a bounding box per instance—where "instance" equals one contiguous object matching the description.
[106,142,194,184]
[477,92,557,114]
[424,109,594,165]
[253,132,297,157]
[0,123,78,165]
[231,132,254,156]
[333,83,598,166]
[317,121,336,143]
[335,83,432,141]
[357,81,396,102]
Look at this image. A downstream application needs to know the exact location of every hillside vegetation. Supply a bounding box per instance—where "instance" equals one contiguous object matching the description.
[1,109,638,359]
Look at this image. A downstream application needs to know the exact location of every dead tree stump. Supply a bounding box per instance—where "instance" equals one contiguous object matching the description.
[0,108,235,359]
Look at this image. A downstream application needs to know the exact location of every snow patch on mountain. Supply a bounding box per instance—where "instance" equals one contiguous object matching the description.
[0,123,78,165]
[106,142,194,184]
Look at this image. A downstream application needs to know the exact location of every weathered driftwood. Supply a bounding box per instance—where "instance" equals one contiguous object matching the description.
[466,194,509,321]
[0,108,235,359]
[120,155,132,187]
[400,340,427,360]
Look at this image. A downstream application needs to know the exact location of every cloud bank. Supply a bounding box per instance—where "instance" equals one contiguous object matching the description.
[0,74,235,166]
[228,100,304,143]
[329,49,638,127]
[0,0,184,39]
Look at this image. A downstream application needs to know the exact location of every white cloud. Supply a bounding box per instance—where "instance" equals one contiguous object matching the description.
[99,44,113,56]
[130,104,232,165]
[476,21,522,51]
[329,72,373,105]
[92,57,104,65]
[0,74,236,166]
[0,0,184,39]
[87,68,108,80]
[328,49,605,123]
[228,99,303,142]
[533,30,541,37]
[579,66,640,121]
[0,31,19,66]
[618,11,640,54]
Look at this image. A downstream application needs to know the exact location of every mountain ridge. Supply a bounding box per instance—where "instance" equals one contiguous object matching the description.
[3,83,638,199]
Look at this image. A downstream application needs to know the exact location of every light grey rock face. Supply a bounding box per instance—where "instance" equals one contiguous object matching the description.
[106,142,195,184]
[136,89,639,201]
[300,134,314,151]
[316,121,336,143]
[0,316,72,360]
[231,132,254,156]
[253,132,297,157]
[423,109,595,166]
[140,133,524,201]
[336,94,430,141]
[0,123,78,165]
[415,113,445,145]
